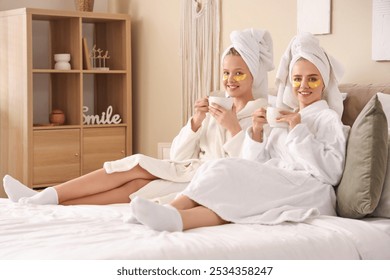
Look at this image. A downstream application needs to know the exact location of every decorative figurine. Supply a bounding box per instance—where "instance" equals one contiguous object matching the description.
[90,45,110,70]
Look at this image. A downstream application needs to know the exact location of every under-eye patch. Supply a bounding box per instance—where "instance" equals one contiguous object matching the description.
[292,80,301,88]
[308,80,321,88]
[292,79,322,89]
[223,73,247,82]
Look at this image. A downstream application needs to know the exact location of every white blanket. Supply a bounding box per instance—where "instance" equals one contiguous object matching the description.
[0,199,389,260]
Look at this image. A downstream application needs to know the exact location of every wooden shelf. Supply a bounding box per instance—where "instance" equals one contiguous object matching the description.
[0,8,132,188]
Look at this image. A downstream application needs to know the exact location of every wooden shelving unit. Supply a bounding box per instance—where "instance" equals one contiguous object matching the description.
[0,8,132,188]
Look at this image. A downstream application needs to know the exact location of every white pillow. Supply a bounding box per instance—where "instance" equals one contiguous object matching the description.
[377,92,390,129]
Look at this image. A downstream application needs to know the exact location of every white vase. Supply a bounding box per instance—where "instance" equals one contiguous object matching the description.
[54,53,71,70]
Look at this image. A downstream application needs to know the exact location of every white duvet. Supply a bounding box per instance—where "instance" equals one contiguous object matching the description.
[0,199,389,260]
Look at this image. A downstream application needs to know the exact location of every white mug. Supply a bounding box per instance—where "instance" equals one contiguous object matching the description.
[208,91,233,110]
[266,107,289,128]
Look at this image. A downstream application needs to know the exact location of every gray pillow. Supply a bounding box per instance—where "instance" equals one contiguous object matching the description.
[336,94,388,218]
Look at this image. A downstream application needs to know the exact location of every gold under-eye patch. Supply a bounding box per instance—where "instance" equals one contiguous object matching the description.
[292,81,301,88]
[233,73,247,81]
[308,80,321,88]
[223,73,247,82]
[292,80,322,89]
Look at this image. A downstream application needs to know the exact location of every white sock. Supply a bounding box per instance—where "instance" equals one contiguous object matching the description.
[19,187,59,205]
[3,175,38,202]
[123,205,140,224]
[130,197,183,232]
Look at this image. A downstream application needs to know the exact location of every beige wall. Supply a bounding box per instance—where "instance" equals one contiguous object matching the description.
[115,0,390,158]
[1,0,390,161]
[222,0,390,85]
[0,0,108,12]
[109,0,183,158]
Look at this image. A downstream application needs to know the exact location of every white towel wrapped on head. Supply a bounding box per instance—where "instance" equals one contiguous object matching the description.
[222,28,275,100]
[275,32,344,118]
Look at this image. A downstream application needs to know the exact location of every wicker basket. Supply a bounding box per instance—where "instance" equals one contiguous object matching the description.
[74,0,94,12]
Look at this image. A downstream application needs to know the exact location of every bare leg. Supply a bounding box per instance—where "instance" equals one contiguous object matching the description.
[55,165,157,203]
[179,206,228,230]
[170,194,199,210]
[170,195,228,229]
[130,196,228,231]
[61,179,153,205]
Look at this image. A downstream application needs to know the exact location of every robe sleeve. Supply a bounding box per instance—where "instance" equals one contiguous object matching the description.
[241,127,269,162]
[285,111,347,185]
[169,117,202,161]
[221,129,245,157]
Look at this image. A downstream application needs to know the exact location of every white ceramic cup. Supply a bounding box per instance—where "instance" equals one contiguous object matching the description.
[208,91,233,110]
[266,107,289,128]
[208,96,233,110]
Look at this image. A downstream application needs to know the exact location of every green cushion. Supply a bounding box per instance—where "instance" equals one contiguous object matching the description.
[336,94,388,218]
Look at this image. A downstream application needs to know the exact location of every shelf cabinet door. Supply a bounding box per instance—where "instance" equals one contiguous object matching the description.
[82,127,126,174]
[33,129,81,186]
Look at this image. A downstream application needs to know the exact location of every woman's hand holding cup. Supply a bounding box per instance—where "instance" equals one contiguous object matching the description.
[191,97,209,132]
[266,107,300,129]
[251,107,267,142]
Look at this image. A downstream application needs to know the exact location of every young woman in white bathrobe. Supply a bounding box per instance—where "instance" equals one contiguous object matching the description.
[129,34,349,232]
[3,29,273,206]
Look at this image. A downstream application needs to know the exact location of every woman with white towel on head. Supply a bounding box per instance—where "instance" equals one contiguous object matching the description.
[129,32,350,232]
[3,29,274,206]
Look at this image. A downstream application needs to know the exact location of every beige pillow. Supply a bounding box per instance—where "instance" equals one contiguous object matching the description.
[336,94,388,218]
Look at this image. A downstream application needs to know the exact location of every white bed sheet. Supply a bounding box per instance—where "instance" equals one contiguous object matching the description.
[0,198,389,260]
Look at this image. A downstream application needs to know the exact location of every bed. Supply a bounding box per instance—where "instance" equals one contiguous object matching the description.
[1,83,390,260]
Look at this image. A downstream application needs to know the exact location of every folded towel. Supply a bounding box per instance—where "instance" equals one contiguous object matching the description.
[275,32,344,118]
[222,28,275,99]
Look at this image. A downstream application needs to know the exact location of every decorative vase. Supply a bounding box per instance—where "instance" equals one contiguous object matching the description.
[54,53,71,70]
[74,0,95,12]
[50,109,66,125]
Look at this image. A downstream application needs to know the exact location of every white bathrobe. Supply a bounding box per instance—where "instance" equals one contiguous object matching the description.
[170,98,267,161]
[103,98,267,202]
[181,100,349,224]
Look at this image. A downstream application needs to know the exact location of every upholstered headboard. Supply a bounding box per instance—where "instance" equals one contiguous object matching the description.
[340,83,390,127]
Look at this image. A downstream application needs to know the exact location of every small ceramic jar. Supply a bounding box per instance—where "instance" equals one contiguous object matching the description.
[50,109,66,125]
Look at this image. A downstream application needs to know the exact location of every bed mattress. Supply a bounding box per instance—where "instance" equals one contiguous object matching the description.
[0,198,389,260]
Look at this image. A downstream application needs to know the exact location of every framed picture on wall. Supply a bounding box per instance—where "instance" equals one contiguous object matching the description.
[297,0,331,35]
[372,0,390,61]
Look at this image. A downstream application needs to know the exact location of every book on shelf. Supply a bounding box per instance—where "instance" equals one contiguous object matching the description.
[82,37,92,70]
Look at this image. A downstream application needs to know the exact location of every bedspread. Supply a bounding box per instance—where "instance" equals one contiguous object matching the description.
[0,199,389,260]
